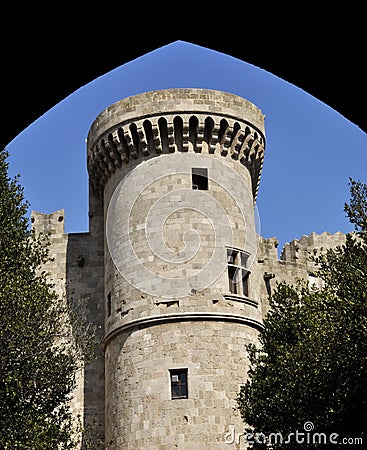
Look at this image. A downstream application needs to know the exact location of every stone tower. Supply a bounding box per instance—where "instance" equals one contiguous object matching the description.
[86,88,266,449]
[32,88,347,449]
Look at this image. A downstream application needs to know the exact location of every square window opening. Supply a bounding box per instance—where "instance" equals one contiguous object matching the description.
[227,248,239,265]
[192,167,208,190]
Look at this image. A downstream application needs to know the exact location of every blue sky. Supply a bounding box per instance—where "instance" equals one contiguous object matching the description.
[6,41,367,255]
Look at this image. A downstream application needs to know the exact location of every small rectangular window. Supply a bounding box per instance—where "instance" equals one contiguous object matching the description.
[192,167,208,190]
[107,292,112,317]
[170,369,188,399]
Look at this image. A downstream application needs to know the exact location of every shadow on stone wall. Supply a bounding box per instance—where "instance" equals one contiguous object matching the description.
[66,230,105,448]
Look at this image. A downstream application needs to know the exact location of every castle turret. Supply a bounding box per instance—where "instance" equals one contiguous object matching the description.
[86,88,266,449]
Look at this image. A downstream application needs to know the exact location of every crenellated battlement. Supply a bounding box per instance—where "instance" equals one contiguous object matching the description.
[86,89,266,200]
[280,231,346,263]
[31,209,65,236]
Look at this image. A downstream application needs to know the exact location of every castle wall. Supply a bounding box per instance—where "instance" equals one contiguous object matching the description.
[32,88,349,449]
[256,232,346,318]
[31,204,105,447]
[33,206,347,449]
[105,321,254,450]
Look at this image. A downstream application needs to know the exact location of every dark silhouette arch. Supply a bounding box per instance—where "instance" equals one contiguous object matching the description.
[1,10,365,151]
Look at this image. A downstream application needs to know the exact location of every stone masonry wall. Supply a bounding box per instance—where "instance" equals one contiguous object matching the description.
[31,203,105,447]
[257,231,347,318]
[104,320,255,450]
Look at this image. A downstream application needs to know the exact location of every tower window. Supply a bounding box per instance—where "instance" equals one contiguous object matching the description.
[192,167,208,190]
[170,369,188,399]
[227,248,250,297]
[107,292,112,317]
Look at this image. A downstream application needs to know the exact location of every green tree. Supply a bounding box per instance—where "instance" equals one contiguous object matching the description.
[0,148,91,449]
[238,179,367,449]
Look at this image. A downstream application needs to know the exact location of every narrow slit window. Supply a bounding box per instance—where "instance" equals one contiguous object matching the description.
[228,265,239,295]
[191,167,208,190]
[170,369,188,399]
[107,292,112,317]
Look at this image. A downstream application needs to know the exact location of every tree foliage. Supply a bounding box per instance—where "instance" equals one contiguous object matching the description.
[0,148,91,449]
[238,178,367,449]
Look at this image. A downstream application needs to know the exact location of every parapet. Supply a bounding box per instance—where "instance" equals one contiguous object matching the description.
[280,231,346,263]
[86,88,266,200]
[31,209,65,236]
